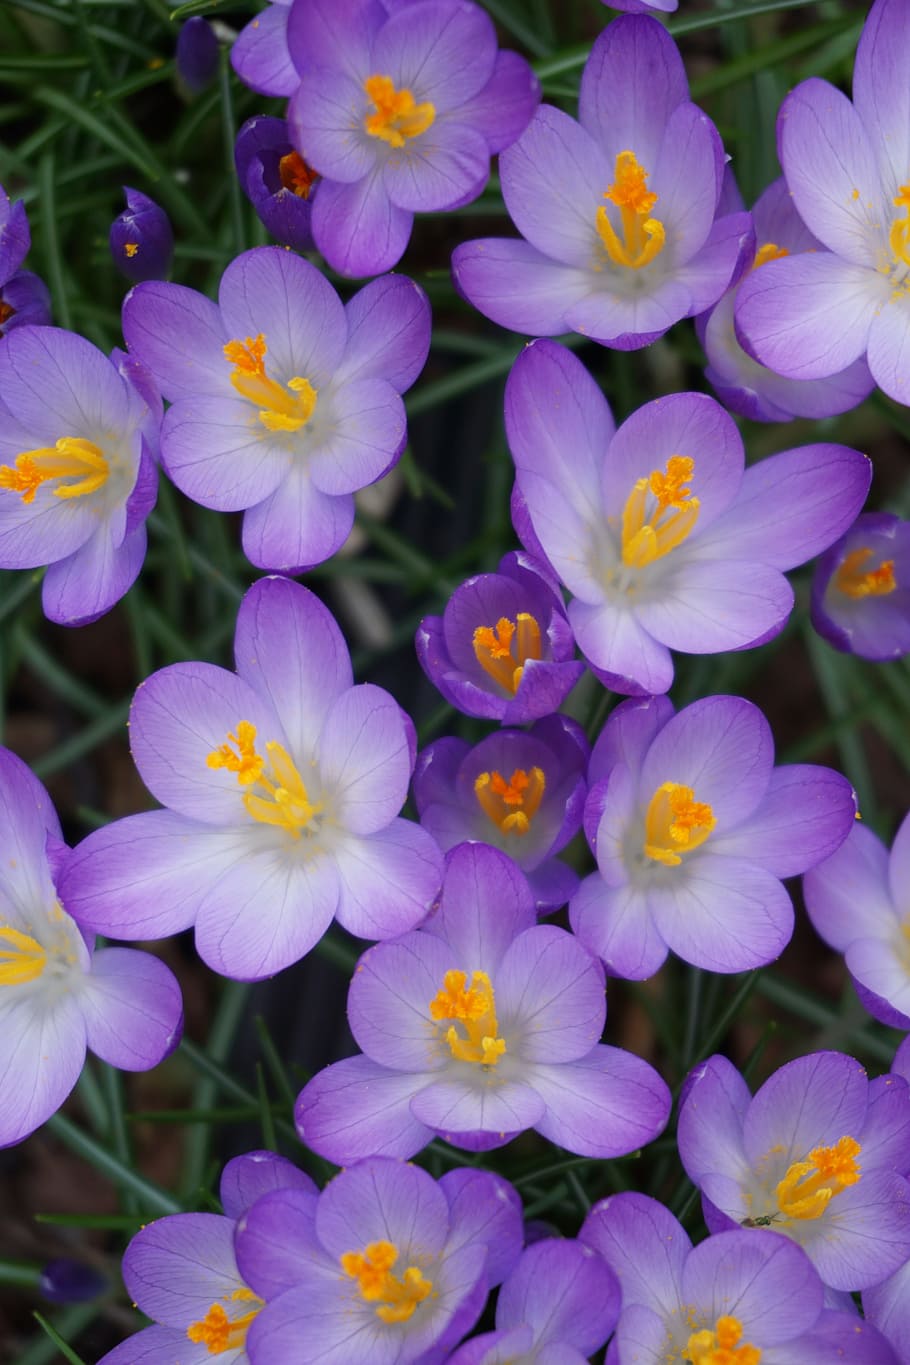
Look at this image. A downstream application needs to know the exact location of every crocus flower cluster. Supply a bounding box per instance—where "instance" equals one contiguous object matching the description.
[0,181,50,338]
[811,511,910,661]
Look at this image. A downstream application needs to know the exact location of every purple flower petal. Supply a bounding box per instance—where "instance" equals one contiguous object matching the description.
[589,694,675,787]
[0,995,86,1147]
[296,1054,431,1163]
[382,118,489,213]
[332,820,442,940]
[374,1,496,112]
[457,49,540,155]
[451,237,591,336]
[497,925,604,1063]
[580,1191,690,1319]
[854,0,910,191]
[682,1231,823,1344]
[743,1052,869,1172]
[241,464,355,573]
[410,1073,546,1138]
[497,1239,620,1351]
[677,1054,752,1187]
[290,71,378,184]
[122,281,227,401]
[121,1213,240,1326]
[578,17,688,170]
[569,600,675,696]
[80,947,182,1070]
[287,0,386,81]
[232,2,299,97]
[0,325,130,437]
[570,873,670,980]
[41,522,147,628]
[710,764,857,877]
[439,1167,523,1288]
[529,1045,670,1157]
[311,170,413,277]
[234,1186,326,1301]
[316,684,412,836]
[220,1149,315,1220]
[316,1156,449,1260]
[348,933,451,1070]
[309,378,405,495]
[635,556,792,656]
[866,292,910,406]
[429,844,536,974]
[337,275,430,391]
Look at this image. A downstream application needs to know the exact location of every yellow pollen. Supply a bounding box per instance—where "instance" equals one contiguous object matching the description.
[278,151,318,199]
[474,766,545,837]
[889,184,910,269]
[596,150,666,270]
[429,968,506,1066]
[684,1315,761,1364]
[124,242,139,258]
[207,720,322,839]
[472,613,542,694]
[0,925,47,986]
[0,437,109,506]
[644,782,715,867]
[187,1293,261,1355]
[223,333,318,433]
[340,1240,434,1323]
[753,241,789,270]
[621,455,699,568]
[833,546,897,599]
[776,1135,861,1222]
[363,74,435,149]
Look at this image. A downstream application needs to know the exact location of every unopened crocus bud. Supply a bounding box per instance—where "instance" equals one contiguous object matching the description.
[40,1258,107,1304]
[176,17,218,93]
[109,187,173,283]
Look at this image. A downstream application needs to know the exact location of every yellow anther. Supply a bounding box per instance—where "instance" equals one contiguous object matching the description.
[621,455,699,568]
[753,241,789,270]
[644,782,716,867]
[223,333,318,433]
[474,766,545,836]
[833,546,897,599]
[207,720,322,839]
[776,1135,861,1221]
[472,613,542,694]
[0,925,47,986]
[0,437,109,506]
[341,1240,433,1323]
[124,242,139,258]
[596,150,666,270]
[278,151,318,199]
[429,969,506,1066]
[890,185,910,269]
[363,75,435,148]
[186,1297,260,1355]
[684,1315,761,1364]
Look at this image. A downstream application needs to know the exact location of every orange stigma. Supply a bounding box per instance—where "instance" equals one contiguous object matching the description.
[474,766,545,836]
[429,969,506,1066]
[596,150,665,269]
[834,546,896,599]
[223,333,317,433]
[279,151,318,199]
[472,613,542,694]
[341,1241,433,1323]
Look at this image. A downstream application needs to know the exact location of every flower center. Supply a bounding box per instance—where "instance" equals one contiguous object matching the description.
[833,546,897,599]
[207,720,322,839]
[596,150,666,270]
[0,925,47,986]
[341,1240,434,1324]
[187,1290,261,1355]
[684,1315,760,1364]
[644,782,715,866]
[889,185,910,271]
[223,333,318,433]
[472,614,542,694]
[474,766,545,837]
[753,241,788,269]
[429,968,506,1066]
[621,456,699,568]
[0,437,109,505]
[363,75,435,149]
[775,1135,861,1221]
[278,150,318,199]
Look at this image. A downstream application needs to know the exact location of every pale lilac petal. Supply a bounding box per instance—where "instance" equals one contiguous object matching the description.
[564,276,692,349]
[710,765,857,877]
[588,694,675,787]
[289,71,376,183]
[683,1230,822,1343]
[42,522,146,627]
[648,856,794,973]
[889,812,910,907]
[0,326,130,436]
[410,1075,545,1138]
[578,17,688,169]
[673,211,754,314]
[809,1172,910,1291]
[312,171,412,277]
[0,995,86,1147]
[635,558,792,656]
[497,1239,619,1351]
[430,844,536,974]
[121,1213,239,1325]
[317,684,411,835]
[0,749,61,910]
[80,948,182,1069]
[529,1046,670,1158]
[580,1191,689,1318]
[383,120,490,213]
[316,1157,449,1259]
[286,0,384,80]
[457,49,540,155]
[296,1055,431,1162]
[846,939,910,1020]
[570,874,669,980]
[854,0,910,190]
[677,1054,752,1186]
[309,379,405,495]
[161,396,291,512]
[220,1150,316,1220]
[452,237,591,336]
[373,1,496,112]
[497,926,604,1063]
[348,933,450,1070]
[332,820,442,940]
[234,1186,326,1300]
[569,600,674,696]
[743,1052,869,1171]
[861,1074,910,1174]
[122,282,228,401]
[440,1167,523,1287]
[0,478,97,570]
[867,292,910,406]
[864,1256,910,1356]
[651,103,721,262]
[591,764,637,886]
[242,464,354,572]
[97,1324,214,1365]
[232,2,298,96]
[336,275,430,391]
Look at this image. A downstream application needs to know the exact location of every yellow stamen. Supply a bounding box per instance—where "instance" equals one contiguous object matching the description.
[187,1292,261,1355]
[0,437,109,506]
[684,1315,761,1364]
[0,925,47,986]
[472,613,542,694]
[207,720,322,839]
[644,782,715,867]
[474,766,545,837]
[889,185,910,269]
[341,1240,433,1323]
[776,1135,861,1221]
[833,546,897,599]
[223,333,318,433]
[753,241,788,270]
[429,968,506,1066]
[596,150,666,270]
[124,242,139,258]
[278,151,318,199]
[363,75,435,149]
[621,455,699,568]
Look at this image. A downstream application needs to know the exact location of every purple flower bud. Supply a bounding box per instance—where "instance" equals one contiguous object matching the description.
[176,17,219,93]
[39,1258,107,1304]
[109,187,173,283]
[234,115,318,253]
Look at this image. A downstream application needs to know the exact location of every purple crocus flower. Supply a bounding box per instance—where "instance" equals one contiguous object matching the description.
[297,843,670,1163]
[122,246,429,571]
[0,326,159,625]
[444,1237,620,1365]
[177,16,219,93]
[235,1155,523,1365]
[581,1191,899,1364]
[453,16,750,349]
[286,0,540,277]
[0,746,182,1149]
[415,551,584,725]
[235,116,318,254]
[110,187,174,284]
[864,1039,910,1362]
[735,0,910,407]
[678,1051,910,1292]
[505,340,871,695]
[810,512,910,662]
[58,576,443,980]
[804,811,910,1029]
[231,0,297,98]
[0,182,29,284]
[0,181,51,337]
[98,1150,313,1364]
[700,178,874,422]
[572,693,857,978]
[413,715,588,912]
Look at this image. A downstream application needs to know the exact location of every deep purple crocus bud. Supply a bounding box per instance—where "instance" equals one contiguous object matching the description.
[176,17,219,93]
[39,1258,107,1304]
[234,115,318,253]
[109,187,173,283]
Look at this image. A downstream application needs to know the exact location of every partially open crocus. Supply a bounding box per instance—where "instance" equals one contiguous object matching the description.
[811,512,910,662]
[235,116,318,254]
[678,1051,910,1292]
[453,15,751,349]
[122,246,429,571]
[58,576,443,980]
[0,325,159,625]
[0,180,51,337]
